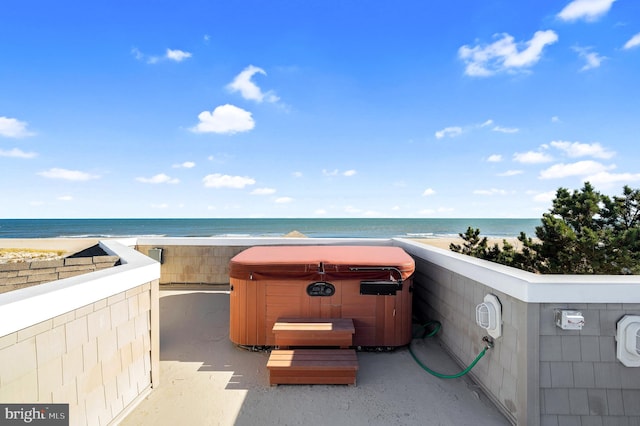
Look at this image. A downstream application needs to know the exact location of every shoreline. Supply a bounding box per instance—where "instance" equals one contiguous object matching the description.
[412,236,525,250]
[0,236,524,262]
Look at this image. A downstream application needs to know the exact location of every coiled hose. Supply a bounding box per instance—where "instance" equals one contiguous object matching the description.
[408,321,492,379]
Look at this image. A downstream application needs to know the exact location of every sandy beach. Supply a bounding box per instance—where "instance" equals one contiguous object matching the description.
[0,238,100,263]
[0,238,100,251]
[413,236,525,251]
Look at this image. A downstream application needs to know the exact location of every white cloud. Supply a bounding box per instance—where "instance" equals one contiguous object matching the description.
[458,30,558,77]
[38,168,100,181]
[573,46,606,71]
[0,148,37,158]
[498,170,524,177]
[480,119,494,127]
[202,173,255,188]
[473,188,510,196]
[539,160,615,179]
[315,209,327,215]
[275,197,293,204]
[136,173,180,184]
[623,33,640,50]
[251,187,276,195]
[226,65,279,103]
[58,195,73,201]
[0,117,35,138]
[487,154,503,162]
[435,126,463,139]
[493,126,519,133]
[551,116,561,123]
[191,104,255,134]
[550,140,615,159]
[132,47,192,64]
[557,0,616,22]
[166,49,192,62]
[533,191,556,203]
[131,47,144,61]
[292,171,303,178]
[584,171,640,187]
[131,47,160,64]
[422,188,436,196]
[513,151,554,164]
[151,203,169,209]
[172,161,196,168]
[321,169,357,177]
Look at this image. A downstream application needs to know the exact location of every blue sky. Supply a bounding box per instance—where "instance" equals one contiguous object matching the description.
[1,0,639,219]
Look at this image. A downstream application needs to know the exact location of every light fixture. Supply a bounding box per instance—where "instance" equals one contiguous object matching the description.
[617,315,640,367]
[475,294,502,339]
[554,310,585,330]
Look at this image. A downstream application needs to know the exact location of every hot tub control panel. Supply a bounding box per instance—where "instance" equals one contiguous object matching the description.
[307,281,336,297]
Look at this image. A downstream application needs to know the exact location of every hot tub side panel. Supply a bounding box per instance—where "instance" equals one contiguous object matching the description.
[341,277,412,347]
[230,276,412,347]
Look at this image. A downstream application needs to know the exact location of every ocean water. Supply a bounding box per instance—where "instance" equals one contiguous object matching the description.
[0,218,540,239]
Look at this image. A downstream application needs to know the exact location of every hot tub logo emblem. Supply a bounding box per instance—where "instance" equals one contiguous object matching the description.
[306,281,335,297]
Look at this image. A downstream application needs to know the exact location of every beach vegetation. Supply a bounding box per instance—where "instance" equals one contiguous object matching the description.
[450,182,640,274]
[0,248,65,263]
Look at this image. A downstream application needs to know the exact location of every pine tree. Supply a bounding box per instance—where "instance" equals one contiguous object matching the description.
[450,183,640,275]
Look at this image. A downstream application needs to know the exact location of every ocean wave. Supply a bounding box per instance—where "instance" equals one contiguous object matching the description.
[57,234,167,238]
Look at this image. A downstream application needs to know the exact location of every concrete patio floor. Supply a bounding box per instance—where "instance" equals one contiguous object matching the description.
[120,288,511,426]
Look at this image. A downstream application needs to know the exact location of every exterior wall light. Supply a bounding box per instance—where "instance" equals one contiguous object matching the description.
[476,294,502,339]
[617,315,640,367]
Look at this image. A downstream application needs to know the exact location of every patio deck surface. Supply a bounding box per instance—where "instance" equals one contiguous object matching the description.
[120,288,511,426]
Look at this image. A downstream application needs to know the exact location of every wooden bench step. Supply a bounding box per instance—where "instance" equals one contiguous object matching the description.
[273,318,355,348]
[267,349,358,386]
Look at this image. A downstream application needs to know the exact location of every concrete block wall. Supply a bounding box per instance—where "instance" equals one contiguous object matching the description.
[136,244,250,285]
[412,258,535,425]
[0,279,157,426]
[399,238,640,426]
[0,255,120,293]
[539,303,640,426]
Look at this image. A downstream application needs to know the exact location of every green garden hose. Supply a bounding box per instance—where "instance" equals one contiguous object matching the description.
[408,321,492,379]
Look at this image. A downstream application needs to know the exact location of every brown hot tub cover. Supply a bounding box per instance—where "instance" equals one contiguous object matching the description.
[229,245,415,281]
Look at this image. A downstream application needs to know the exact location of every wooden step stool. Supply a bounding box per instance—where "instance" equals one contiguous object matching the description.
[267,318,359,386]
[272,318,355,348]
[267,349,358,386]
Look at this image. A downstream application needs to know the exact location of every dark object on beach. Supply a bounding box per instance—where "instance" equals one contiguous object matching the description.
[67,244,108,258]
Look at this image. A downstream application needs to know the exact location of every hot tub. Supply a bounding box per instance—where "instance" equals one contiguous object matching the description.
[229,245,415,348]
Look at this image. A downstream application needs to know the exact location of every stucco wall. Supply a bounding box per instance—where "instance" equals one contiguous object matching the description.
[0,240,160,426]
[137,244,250,285]
[0,279,157,426]
[135,238,391,286]
[412,258,536,425]
[397,238,640,426]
